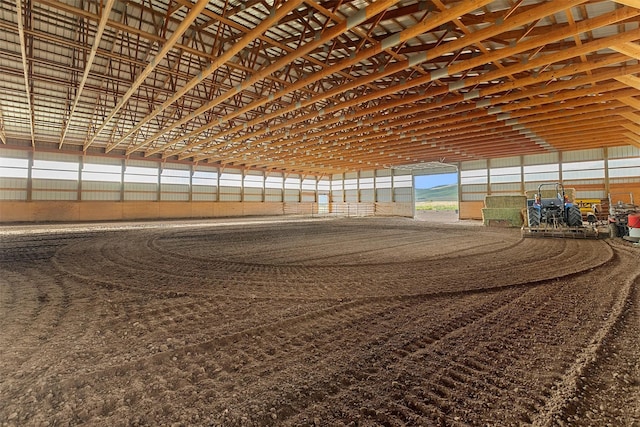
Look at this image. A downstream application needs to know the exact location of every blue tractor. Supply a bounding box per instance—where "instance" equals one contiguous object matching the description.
[527,183,583,229]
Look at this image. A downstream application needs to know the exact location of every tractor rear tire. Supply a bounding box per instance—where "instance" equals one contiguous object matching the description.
[527,206,541,227]
[609,222,618,238]
[567,205,582,227]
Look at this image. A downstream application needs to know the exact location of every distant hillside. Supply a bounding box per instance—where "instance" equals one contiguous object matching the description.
[415,184,458,201]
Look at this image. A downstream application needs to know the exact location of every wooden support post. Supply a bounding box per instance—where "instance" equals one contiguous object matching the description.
[604,147,610,197]
[26,150,33,202]
[77,156,83,201]
[120,159,125,202]
[520,155,525,195]
[486,159,492,196]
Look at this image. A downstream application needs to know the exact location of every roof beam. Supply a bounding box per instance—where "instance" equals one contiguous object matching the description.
[84,0,211,151]
[16,0,35,147]
[112,0,309,154]
[131,0,405,157]
[612,0,640,9]
[162,0,498,159]
[184,0,616,160]
[615,74,640,91]
[59,0,116,149]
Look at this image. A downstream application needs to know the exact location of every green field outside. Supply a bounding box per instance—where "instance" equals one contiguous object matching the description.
[415,200,458,211]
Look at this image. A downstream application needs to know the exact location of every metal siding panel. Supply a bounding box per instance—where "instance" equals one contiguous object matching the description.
[33,152,79,163]
[283,189,299,202]
[491,183,521,192]
[562,148,603,162]
[192,193,216,201]
[32,179,77,190]
[32,190,77,201]
[461,184,488,193]
[219,186,241,202]
[82,192,120,201]
[0,177,27,189]
[127,159,158,168]
[608,146,640,158]
[523,152,559,165]
[460,160,488,170]
[160,192,189,201]
[84,156,121,166]
[0,190,27,200]
[0,148,29,159]
[360,189,374,202]
[575,190,606,199]
[490,156,521,168]
[394,188,413,202]
[344,189,358,202]
[461,193,485,201]
[376,188,392,202]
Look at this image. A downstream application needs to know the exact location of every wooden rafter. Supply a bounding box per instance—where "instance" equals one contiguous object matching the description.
[16,0,35,147]
[59,0,116,148]
[2,1,640,174]
[84,0,211,150]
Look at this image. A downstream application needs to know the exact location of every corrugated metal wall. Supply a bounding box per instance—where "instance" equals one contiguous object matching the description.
[459,147,640,204]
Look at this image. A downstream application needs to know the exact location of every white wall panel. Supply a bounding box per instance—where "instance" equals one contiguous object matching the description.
[607,146,640,159]
[360,188,375,202]
[284,189,300,202]
[460,159,487,170]
[219,186,241,201]
[489,156,521,168]
[394,187,412,202]
[344,189,358,202]
[562,148,603,162]
[0,177,28,200]
[192,190,216,201]
[575,190,606,199]
[490,183,521,192]
[244,187,263,202]
[265,188,282,202]
[124,182,157,201]
[82,180,121,201]
[376,188,392,202]
[523,152,559,165]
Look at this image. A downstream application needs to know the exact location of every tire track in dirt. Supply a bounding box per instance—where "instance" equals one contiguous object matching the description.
[49,226,612,301]
[1,219,636,426]
[278,248,633,426]
[537,242,640,426]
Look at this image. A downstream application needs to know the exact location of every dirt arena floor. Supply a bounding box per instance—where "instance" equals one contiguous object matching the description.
[1,215,639,426]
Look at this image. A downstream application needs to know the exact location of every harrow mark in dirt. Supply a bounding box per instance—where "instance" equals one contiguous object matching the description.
[0,217,638,426]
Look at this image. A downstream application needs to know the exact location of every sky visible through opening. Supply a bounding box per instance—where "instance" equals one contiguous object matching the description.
[414,173,457,189]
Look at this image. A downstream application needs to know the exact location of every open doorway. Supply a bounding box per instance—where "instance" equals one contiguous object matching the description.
[414,172,459,221]
[317,194,329,214]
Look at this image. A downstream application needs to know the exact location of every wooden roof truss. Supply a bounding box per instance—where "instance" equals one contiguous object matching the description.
[0,0,639,174]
